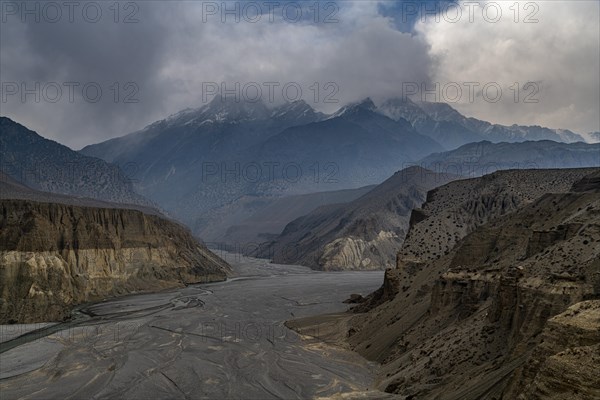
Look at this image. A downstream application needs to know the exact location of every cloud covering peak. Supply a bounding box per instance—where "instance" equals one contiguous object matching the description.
[1,1,598,147]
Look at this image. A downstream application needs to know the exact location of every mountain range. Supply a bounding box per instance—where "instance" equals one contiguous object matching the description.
[77,96,597,238]
[418,140,600,177]
[0,117,152,208]
[79,96,442,233]
[380,98,585,148]
[2,97,598,250]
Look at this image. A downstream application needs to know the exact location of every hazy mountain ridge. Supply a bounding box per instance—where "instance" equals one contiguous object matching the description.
[79,97,330,220]
[0,171,163,217]
[378,98,485,149]
[81,96,324,162]
[0,117,153,208]
[199,185,377,246]
[379,98,587,149]
[254,98,443,186]
[418,140,600,176]
[255,166,460,270]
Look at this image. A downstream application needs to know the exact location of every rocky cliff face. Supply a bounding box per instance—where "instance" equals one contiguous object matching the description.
[513,300,600,399]
[571,169,600,192]
[0,199,231,323]
[397,168,597,273]
[336,169,600,398]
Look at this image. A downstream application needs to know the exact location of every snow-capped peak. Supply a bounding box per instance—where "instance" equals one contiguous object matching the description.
[329,98,376,119]
[270,100,320,120]
[378,97,429,124]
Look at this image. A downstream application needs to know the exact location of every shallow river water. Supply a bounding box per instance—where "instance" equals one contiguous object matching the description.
[0,254,388,399]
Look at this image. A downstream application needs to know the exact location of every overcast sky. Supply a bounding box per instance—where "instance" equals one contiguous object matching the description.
[1,0,599,149]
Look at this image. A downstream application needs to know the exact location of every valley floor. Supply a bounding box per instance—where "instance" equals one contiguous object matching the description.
[0,254,387,399]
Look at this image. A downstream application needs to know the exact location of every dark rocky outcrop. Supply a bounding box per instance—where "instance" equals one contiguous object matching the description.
[571,169,600,192]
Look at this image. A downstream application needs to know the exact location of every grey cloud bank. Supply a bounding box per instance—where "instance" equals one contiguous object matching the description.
[1,0,598,148]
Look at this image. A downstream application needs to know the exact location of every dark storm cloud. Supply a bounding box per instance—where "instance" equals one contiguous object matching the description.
[1,1,598,147]
[0,1,175,148]
[0,1,435,148]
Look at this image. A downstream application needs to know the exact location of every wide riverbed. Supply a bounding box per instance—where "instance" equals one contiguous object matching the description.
[0,254,387,399]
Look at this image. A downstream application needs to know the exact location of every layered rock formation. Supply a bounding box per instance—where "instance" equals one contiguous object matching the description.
[514,300,600,399]
[0,199,231,323]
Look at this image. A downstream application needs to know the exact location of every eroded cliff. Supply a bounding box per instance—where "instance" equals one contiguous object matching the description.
[0,199,231,323]
[514,300,600,399]
[336,169,600,398]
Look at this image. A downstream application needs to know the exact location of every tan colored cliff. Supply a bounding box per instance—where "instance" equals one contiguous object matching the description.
[513,300,600,399]
[0,199,231,323]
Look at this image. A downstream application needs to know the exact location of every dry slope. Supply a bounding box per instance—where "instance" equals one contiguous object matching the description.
[397,168,598,273]
[287,169,600,399]
[342,169,600,398]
